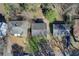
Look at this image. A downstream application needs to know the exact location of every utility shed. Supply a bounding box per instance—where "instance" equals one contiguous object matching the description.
[32,23,47,36]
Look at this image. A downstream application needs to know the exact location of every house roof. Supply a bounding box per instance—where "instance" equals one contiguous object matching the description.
[11,27,23,36]
[32,23,46,30]
[32,23,47,36]
[9,21,30,37]
[0,14,7,37]
[0,22,7,37]
[9,21,23,26]
[53,23,70,36]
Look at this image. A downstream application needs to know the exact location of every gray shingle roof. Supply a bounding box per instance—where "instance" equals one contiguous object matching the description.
[9,21,30,37]
[32,23,47,36]
[11,27,23,35]
[32,23,46,30]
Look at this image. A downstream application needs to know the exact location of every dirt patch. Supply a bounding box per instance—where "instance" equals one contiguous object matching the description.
[8,35,27,51]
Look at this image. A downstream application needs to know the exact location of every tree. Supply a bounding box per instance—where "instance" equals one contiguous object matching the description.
[12,44,24,56]
[41,4,57,23]
[19,4,40,12]
[43,8,56,23]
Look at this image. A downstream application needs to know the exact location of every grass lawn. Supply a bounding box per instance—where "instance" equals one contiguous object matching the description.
[4,4,11,15]
[29,36,39,53]
[29,36,47,53]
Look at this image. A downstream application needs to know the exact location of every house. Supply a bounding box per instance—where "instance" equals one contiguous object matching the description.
[8,20,30,53]
[0,14,7,55]
[32,18,47,36]
[0,14,8,38]
[53,21,70,37]
[8,20,30,37]
[52,21,71,48]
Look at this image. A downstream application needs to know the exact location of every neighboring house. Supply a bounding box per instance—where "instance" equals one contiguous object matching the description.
[0,14,7,55]
[8,21,30,37]
[53,21,70,37]
[8,20,30,53]
[0,14,7,38]
[32,23,47,36]
[0,23,7,38]
[32,18,47,36]
[53,21,71,48]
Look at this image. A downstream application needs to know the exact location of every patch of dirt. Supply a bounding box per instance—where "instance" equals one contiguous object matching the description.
[8,35,28,51]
